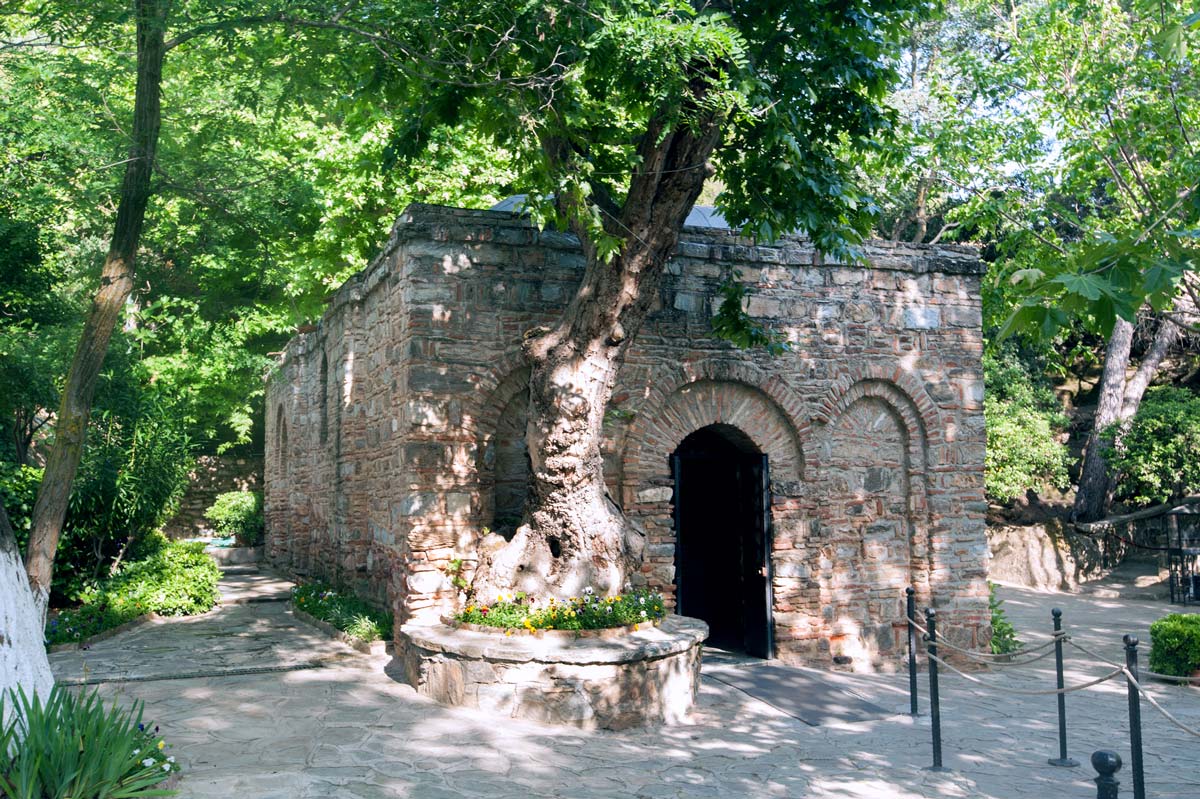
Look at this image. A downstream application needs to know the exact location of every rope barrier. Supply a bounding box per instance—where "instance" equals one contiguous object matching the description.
[906,615,1063,664]
[1123,667,1200,739]
[1142,669,1200,684]
[927,652,1124,696]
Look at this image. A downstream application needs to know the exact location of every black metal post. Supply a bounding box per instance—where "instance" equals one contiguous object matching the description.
[1091,750,1122,799]
[1048,608,1078,767]
[925,607,948,772]
[907,587,918,716]
[1124,634,1146,799]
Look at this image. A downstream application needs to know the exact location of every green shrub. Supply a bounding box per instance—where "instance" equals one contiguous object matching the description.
[0,686,179,798]
[988,582,1021,655]
[1107,387,1200,507]
[0,389,194,604]
[59,396,193,601]
[292,583,393,643]
[455,587,667,632]
[1148,613,1200,677]
[46,539,220,645]
[0,464,42,542]
[983,349,1069,503]
[203,491,263,546]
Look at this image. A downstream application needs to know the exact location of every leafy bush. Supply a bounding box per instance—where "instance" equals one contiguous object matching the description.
[1107,387,1200,507]
[203,491,263,546]
[46,538,220,645]
[455,587,667,632]
[58,393,193,601]
[988,582,1021,655]
[292,583,392,643]
[0,686,179,798]
[0,464,42,540]
[1148,613,1200,677]
[983,348,1069,503]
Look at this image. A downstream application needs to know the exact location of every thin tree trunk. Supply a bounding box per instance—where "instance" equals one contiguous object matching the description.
[24,0,169,617]
[474,117,722,599]
[1,502,53,716]
[1073,317,1134,522]
[1120,315,1179,421]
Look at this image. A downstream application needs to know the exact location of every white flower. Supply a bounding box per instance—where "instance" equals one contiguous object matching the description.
[606,606,613,614]
[638,596,645,605]
[624,582,632,592]
[583,586,594,595]
[640,610,648,618]
[163,764,171,771]
[142,758,155,768]
[133,749,140,755]
[167,756,175,763]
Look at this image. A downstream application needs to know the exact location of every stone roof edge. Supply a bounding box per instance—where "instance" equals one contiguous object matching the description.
[270,200,985,374]
[396,201,984,268]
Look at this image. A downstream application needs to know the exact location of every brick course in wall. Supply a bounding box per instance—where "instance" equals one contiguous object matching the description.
[265,204,989,671]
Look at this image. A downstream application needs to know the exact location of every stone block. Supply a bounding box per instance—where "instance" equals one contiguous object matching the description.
[637,487,673,503]
[904,306,941,329]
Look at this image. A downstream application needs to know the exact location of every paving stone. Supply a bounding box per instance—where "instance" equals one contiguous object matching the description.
[48,571,1200,799]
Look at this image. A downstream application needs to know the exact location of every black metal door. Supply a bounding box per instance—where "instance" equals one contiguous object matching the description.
[672,430,773,658]
[744,454,774,659]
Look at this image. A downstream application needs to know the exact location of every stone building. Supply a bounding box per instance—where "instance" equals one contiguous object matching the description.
[265,202,990,670]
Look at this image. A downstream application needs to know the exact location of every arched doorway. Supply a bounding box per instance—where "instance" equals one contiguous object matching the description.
[671,424,773,658]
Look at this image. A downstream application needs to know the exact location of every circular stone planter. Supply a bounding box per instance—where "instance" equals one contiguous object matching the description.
[398,615,709,730]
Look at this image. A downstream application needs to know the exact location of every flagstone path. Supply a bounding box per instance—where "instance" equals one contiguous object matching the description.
[50,568,1200,799]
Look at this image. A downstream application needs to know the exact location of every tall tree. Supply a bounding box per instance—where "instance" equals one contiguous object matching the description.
[23,0,169,616]
[322,1,929,597]
[975,0,1200,520]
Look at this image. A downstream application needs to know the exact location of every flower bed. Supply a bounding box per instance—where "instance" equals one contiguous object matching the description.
[291,582,392,644]
[454,587,666,633]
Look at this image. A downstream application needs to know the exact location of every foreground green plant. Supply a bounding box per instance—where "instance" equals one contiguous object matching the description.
[46,536,220,645]
[0,687,179,798]
[292,582,392,643]
[989,582,1021,655]
[456,587,666,632]
[1149,613,1200,677]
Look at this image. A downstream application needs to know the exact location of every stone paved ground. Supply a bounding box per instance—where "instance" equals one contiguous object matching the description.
[50,570,1200,799]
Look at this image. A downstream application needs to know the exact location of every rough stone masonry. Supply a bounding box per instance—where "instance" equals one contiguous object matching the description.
[265,203,990,670]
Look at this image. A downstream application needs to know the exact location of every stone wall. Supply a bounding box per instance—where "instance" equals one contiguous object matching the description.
[265,204,989,670]
[163,454,263,539]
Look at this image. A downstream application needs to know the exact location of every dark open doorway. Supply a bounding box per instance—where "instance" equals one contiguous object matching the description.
[671,424,773,658]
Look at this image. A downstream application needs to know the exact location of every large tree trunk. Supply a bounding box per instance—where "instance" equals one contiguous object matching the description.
[1073,309,1182,522]
[1,503,53,718]
[24,0,168,618]
[1073,318,1134,522]
[474,118,722,600]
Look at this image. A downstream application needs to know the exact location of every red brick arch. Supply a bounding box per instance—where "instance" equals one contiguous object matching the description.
[811,364,941,472]
[621,361,810,496]
[812,367,939,601]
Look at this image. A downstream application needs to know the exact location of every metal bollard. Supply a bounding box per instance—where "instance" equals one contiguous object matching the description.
[1091,750,1122,799]
[1048,608,1078,767]
[925,608,949,772]
[907,587,918,716]
[1124,635,1146,799]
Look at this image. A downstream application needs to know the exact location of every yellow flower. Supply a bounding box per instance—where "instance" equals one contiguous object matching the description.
[157,741,165,750]
[505,629,513,636]
[633,624,640,631]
